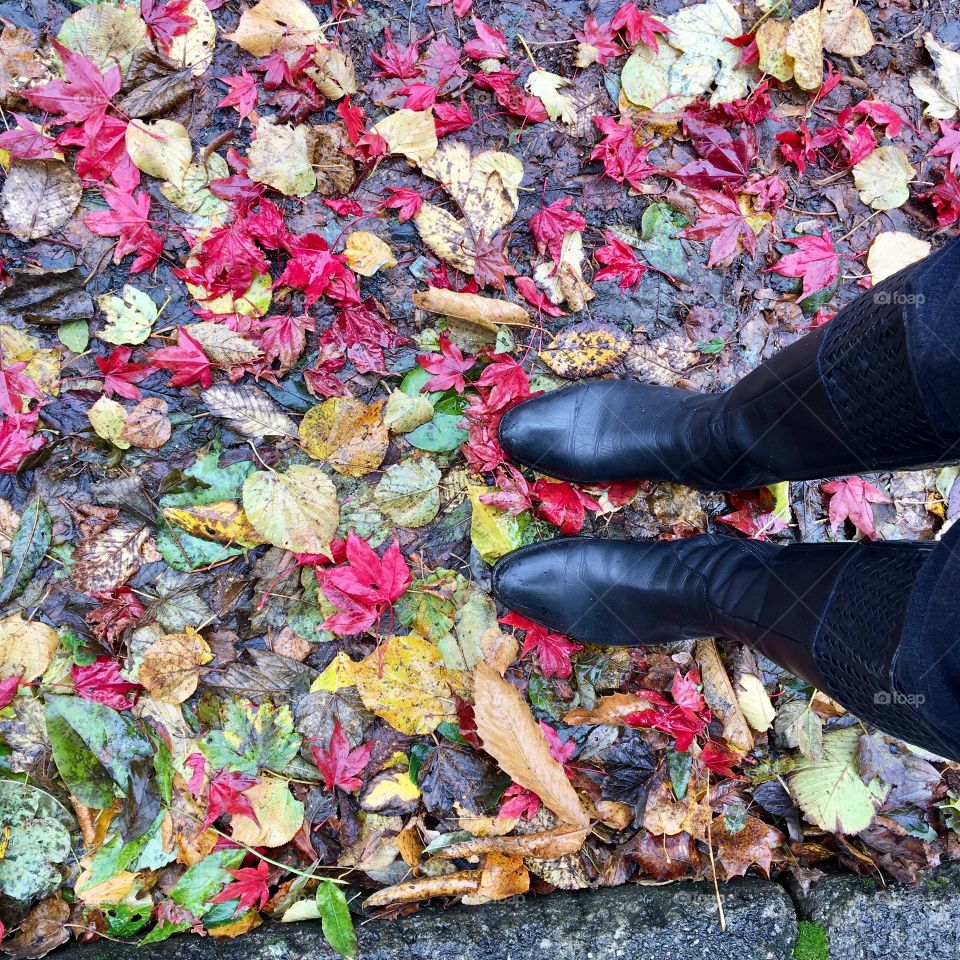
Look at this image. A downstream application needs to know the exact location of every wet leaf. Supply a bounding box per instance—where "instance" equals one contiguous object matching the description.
[853,146,915,210]
[0,498,51,605]
[98,285,159,345]
[139,628,212,703]
[299,397,389,477]
[373,460,441,528]
[316,880,356,960]
[126,119,192,188]
[344,231,397,277]
[230,777,304,847]
[57,4,148,75]
[539,323,630,378]
[203,384,296,438]
[248,116,316,197]
[1,160,81,241]
[0,613,58,682]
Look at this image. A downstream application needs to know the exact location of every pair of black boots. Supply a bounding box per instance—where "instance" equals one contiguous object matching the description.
[491,238,960,761]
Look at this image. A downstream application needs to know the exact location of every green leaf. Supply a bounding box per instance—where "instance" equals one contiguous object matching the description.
[667,749,691,801]
[200,699,301,775]
[316,880,357,960]
[468,485,525,564]
[103,904,153,938]
[45,694,153,808]
[373,460,441,528]
[0,814,72,902]
[170,849,244,916]
[788,727,889,833]
[97,285,159,345]
[0,499,51,605]
[59,319,89,352]
[405,392,468,452]
[639,202,690,281]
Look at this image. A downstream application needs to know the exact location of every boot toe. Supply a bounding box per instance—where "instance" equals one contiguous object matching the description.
[498,394,578,479]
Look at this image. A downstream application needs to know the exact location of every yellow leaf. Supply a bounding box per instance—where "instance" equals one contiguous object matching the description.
[470,852,530,903]
[361,769,421,811]
[139,628,212,703]
[433,825,588,861]
[696,637,754,752]
[735,673,776,733]
[756,20,794,82]
[473,661,590,828]
[785,8,824,91]
[97,285,158,346]
[533,230,593,311]
[0,613,58,682]
[539,322,630,379]
[412,286,532,330]
[364,870,482,908]
[88,395,130,450]
[167,0,217,76]
[371,109,438,164]
[383,389,434,435]
[354,634,463,735]
[299,397,389,477]
[310,652,359,692]
[344,231,397,277]
[225,0,323,56]
[307,43,356,99]
[468,485,523,564]
[230,778,305,847]
[125,120,192,188]
[412,202,475,273]
[526,70,575,124]
[121,397,171,450]
[248,116,316,197]
[867,231,931,284]
[242,465,339,554]
[853,145,915,210]
[820,0,874,57]
[163,500,265,547]
[620,42,679,111]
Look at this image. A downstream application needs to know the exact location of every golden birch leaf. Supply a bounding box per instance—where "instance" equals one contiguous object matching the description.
[756,20,794,82]
[354,634,462,735]
[525,70,575,124]
[125,120,192,188]
[247,116,316,197]
[139,627,212,703]
[167,0,217,76]
[299,397,389,477]
[695,637,753,752]
[163,500,265,547]
[242,465,339,554]
[120,397,171,450]
[88,395,130,450]
[371,109,438,164]
[0,613,58,681]
[867,231,931,284]
[785,8,824,91]
[1,160,81,241]
[344,231,397,277]
[853,145,915,210]
[473,661,590,828]
[820,0,874,56]
[225,0,323,56]
[230,778,305,847]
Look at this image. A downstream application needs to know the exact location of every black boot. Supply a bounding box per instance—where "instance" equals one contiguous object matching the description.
[492,534,956,759]
[499,238,960,490]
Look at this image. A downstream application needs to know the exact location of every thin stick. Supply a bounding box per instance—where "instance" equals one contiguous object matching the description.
[705,776,726,932]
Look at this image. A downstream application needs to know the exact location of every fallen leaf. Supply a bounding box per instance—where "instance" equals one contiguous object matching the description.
[735,673,775,733]
[187,323,262,366]
[413,286,531,330]
[230,777,305,847]
[785,8,823,91]
[364,870,482,908]
[434,825,588,861]
[248,116,316,197]
[866,231,931,284]
[299,397,389,477]
[756,20,793,82]
[225,0,323,57]
[564,693,656,726]
[713,812,784,878]
[167,0,217,76]
[820,0,874,57]
[695,638,753,752]
[72,524,156,594]
[526,70,575,124]
[88,395,131,450]
[910,33,960,120]
[539,322,630,378]
[0,612,58,681]
[57,3,148,74]
[139,627,213,703]
[125,119,192,187]
[371,109,438,164]
[203,384,297,438]
[344,231,397,277]
[853,146,915,210]
[163,500,265,547]
[1,160,81,241]
[373,460,441,528]
[97,285,159,345]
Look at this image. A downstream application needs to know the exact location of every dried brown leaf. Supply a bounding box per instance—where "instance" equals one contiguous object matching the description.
[363,870,482,908]
[434,824,588,861]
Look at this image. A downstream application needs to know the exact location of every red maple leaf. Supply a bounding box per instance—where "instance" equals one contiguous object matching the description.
[417,333,475,392]
[674,117,756,190]
[311,719,373,792]
[317,531,412,635]
[23,41,119,125]
[821,476,889,540]
[472,232,518,292]
[574,15,623,64]
[336,95,366,144]
[514,276,565,317]
[141,0,194,50]
[61,115,139,192]
[371,28,423,79]
[0,674,21,711]
[188,759,262,832]
[529,196,586,263]
[540,720,577,766]
[217,69,258,122]
[86,587,146,645]
[850,99,903,138]
[776,122,819,175]
[397,81,437,110]
[277,234,351,307]
[716,490,788,540]
[323,197,362,217]
[591,116,658,189]
[464,18,508,59]
[502,610,581,679]
[610,2,670,50]
[479,464,532,514]
[625,669,710,752]
[188,220,269,298]
[259,312,314,374]
[151,327,213,388]
[683,187,758,266]
[726,31,759,68]
[765,229,840,301]
[433,97,473,136]
[245,198,289,250]
[84,188,163,273]
[473,352,532,411]
[0,114,59,159]
[321,301,406,374]
[531,477,601,535]
[473,69,548,123]
[211,860,272,916]
[303,342,349,397]
[422,38,468,87]
[930,120,960,172]
[701,739,743,778]
[0,360,41,416]
[96,346,156,401]
[72,657,143,711]
[498,782,540,820]
[594,232,649,289]
[923,169,960,227]
[381,186,423,222]
[0,413,45,473]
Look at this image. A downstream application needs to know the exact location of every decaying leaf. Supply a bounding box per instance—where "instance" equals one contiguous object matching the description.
[57,3,148,74]
[188,324,262,366]
[167,0,217,76]
[364,870,482,908]
[526,70,575,124]
[413,286,532,330]
[373,460,441,528]
[696,638,753,752]
[0,612,59,681]
[563,693,655,726]
[299,397,389,477]
[230,777,305,847]
[72,524,158,595]
[98,286,159,345]
[473,662,589,827]
[539,322,630,378]
[910,33,960,119]
[434,825,588,861]
[139,628,213,703]
[0,267,94,325]
[203,384,297,439]
[88,395,131,450]
[784,8,824,92]
[163,500,265,547]
[1,160,82,241]
[820,0,874,57]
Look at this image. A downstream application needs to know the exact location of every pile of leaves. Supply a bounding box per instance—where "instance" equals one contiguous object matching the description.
[0,0,959,955]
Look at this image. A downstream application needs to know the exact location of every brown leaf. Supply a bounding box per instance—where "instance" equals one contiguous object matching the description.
[363,870,482,908]
[434,824,588,861]
[473,661,590,828]
[564,693,655,726]
[0,267,94,325]
[1,895,70,960]
[1,160,82,241]
[0,22,44,104]
[71,524,157,594]
[309,121,356,196]
[139,628,213,703]
[299,396,389,477]
[479,627,518,676]
[413,286,532,330]
[472,852,529,902]
[121,397,171,449]
[695,638,753,752]
[713,813,784,879]
[119,48,195,118]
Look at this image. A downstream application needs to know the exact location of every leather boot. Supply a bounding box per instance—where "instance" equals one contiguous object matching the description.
[499,237,960,490]
[492,534,953,759]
